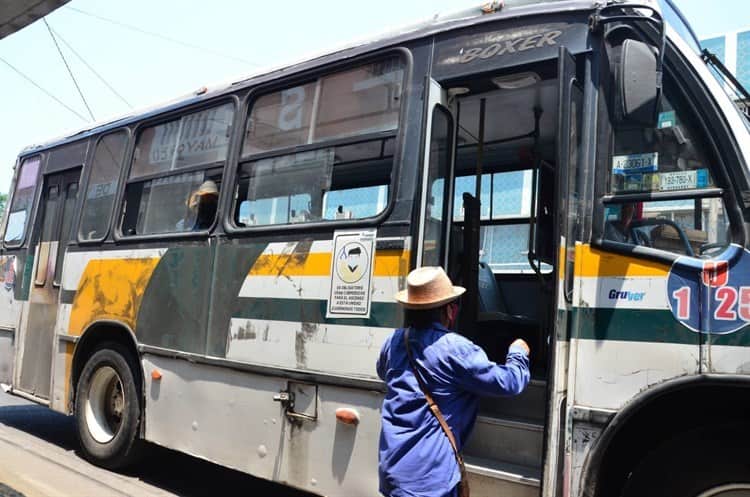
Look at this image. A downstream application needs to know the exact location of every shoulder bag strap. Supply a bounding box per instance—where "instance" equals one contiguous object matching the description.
[403,328,467,471]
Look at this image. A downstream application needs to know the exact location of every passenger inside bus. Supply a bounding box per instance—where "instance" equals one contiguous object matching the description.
[604,202,638,244]
[175,180,220,231]
[189,180,220,230]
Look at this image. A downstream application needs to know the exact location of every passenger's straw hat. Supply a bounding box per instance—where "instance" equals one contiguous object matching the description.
[394,266,466,309]
[189,180,219,209]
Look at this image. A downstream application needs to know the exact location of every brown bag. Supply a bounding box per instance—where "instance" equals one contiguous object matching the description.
[404,328,470,497]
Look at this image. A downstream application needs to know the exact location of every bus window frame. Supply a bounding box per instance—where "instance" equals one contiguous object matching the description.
[112,95,241,242]
[2,154,44,250]
[591,39,748,261]
[76,128,132,245]
[224,47,413,235]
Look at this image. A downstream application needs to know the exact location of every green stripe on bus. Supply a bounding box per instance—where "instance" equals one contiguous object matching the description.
[233,297,403,329]
[572,307,750,346]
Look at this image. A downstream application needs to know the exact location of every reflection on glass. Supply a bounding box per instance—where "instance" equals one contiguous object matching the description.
[4,156,40,244]
[131,103,234,179]
[4,212,26,243]
[235,137,392,227]
[610,78,715,194]
[604,198,729,257]
[243,57,403,156]
[80,132,127,240]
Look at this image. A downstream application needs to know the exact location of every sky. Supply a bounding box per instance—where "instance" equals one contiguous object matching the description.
[0,0,748,194]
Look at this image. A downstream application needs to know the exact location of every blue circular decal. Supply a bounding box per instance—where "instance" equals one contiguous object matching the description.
[667,245,750,334]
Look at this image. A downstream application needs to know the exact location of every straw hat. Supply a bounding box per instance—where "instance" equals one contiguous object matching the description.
[188,180,219,209]
[394,266,466,309]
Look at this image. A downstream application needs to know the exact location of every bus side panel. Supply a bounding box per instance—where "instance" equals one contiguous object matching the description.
[567,245,702,494]
[217,239,409,379]
[0,254,19,384]
[141,354,383,497]
[50,302,74,413]
[570,244,700,409]
[0,252,32,385]
[49,248,166,413]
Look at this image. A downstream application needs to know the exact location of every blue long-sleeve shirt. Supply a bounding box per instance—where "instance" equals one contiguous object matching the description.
[376,322,530,497]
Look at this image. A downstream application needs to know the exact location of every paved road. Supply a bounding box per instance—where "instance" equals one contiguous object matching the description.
[0,392,316,497]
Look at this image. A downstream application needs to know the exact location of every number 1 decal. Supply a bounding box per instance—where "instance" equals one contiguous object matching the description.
[672,286,691,320]
[668,247,750,334]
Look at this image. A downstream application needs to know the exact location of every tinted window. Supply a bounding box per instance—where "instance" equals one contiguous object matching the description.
[235,57,404,228]
[80,132,127,241]
[55,183,78,284]
[604,198,729,257]
[609,79,716,195]
[235,138,393,227]
[4,156,41,244]
[604,73,731,257]
[131,103,234,178]
[121,103,234,236]
[422,107,453,267]
[242,57,404,156]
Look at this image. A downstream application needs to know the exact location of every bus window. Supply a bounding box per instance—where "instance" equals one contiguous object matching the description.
[604,199,729,257]
[603,73,731,257]
[121,103,234,236]
[3,156,41,245]
[234,57,404,227]
[323,185,388,220]
[79,131,127,241]
[452,169,548,273]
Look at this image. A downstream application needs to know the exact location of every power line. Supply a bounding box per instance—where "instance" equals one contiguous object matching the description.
[44,18,96,121]
[0,56,89,122]
[65,6,261,67]
[49,25,133,109]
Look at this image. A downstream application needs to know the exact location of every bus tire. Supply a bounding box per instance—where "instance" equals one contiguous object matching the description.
[74,342,143,470]
[620,424,750,497]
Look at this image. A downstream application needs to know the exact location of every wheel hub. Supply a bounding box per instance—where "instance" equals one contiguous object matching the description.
[85,366,125,444]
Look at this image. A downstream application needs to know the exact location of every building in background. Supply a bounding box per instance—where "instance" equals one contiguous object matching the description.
[701,28,750,115]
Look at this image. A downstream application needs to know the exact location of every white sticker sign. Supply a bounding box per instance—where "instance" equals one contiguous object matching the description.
[659,170,697,191]
[327,229,377,318]
[612,152,659,174]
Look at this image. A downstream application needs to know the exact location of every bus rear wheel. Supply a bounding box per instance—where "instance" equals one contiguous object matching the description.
[74,342,143,469]
[620,424,750,497]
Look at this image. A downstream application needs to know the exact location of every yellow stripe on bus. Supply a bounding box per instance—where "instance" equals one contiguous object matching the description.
[576,244,671,277]
[68,257,161,335]
[249,249,411,277]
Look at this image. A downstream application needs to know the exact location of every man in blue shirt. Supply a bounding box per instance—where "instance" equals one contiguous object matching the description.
[377,266,530,497]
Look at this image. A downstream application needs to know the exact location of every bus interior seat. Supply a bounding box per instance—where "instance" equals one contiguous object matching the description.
[478,262,538,325]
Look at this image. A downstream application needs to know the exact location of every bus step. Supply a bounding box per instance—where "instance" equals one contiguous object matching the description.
[479,378,547,421]
[463,415,543,468]
[464,456,540,497]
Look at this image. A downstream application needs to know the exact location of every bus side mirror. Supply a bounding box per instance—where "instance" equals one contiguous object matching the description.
[616,39,660,127]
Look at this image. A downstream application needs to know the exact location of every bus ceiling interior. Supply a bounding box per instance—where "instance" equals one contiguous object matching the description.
[443,61,561,382]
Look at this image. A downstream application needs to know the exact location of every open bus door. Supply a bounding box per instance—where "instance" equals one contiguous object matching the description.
[417,78,457,271]
[542,45,582,496]
[418,48,583,496]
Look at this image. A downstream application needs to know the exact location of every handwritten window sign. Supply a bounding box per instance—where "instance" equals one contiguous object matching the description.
[327,229,376,318]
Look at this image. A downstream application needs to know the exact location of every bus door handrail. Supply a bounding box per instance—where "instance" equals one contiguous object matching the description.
[527,106,545,285]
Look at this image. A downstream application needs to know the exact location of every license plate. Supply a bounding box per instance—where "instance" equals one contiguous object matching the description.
[612,152,659,174]
[659,170,697,191]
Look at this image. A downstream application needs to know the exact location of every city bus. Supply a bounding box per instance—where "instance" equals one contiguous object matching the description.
[1,0,749,495]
